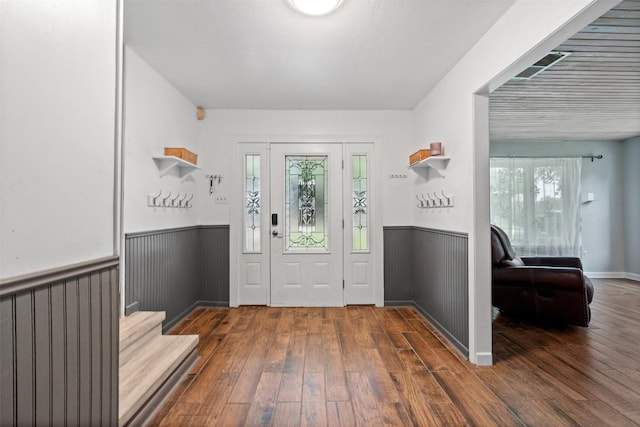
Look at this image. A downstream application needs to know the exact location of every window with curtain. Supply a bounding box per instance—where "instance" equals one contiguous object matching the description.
[490,157,582,257]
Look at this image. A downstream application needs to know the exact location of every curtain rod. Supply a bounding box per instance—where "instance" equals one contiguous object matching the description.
[491,154,603,162]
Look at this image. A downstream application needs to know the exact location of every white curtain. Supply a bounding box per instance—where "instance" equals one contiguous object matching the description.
[490,157,582,257]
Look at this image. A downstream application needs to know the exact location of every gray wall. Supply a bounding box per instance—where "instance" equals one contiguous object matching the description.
[413,227,469,355]
[125,225,229,331]
[0,257,119,426]
[384,226,469,357]
[383,227,415,304]
[622,137,640,277]
[490,140,626,274]
[200,226,230,303]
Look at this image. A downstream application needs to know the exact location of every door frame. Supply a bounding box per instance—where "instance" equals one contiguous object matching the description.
[229,135,384,308]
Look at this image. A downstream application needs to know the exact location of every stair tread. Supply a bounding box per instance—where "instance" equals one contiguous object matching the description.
[119,311,165,350]
[119,333,198,424]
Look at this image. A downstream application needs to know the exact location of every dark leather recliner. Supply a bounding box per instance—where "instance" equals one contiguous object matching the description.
[491,224,594,327]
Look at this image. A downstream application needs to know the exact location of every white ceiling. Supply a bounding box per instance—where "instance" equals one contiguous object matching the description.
[124,0,516,110]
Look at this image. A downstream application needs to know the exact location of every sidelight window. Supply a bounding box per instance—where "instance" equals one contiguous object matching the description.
[244,154,261,252]
[352,154,369,251]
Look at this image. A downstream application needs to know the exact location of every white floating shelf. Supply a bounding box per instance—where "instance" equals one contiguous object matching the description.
[409,156,450,170]
[152,156,200,181]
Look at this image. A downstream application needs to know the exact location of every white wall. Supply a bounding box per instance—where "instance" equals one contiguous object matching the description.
[490,140,626,274]
[197,110,415,226]
[0,0,117,279]
[123,47,200,233]
[411,0,618,364]
[622,137,640,278]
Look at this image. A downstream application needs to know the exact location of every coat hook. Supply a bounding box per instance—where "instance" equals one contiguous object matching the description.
[185,194,194,208]
[441,190,454,207]
[439,193,446,207]
[205,175,215,194]
[171,193,181,207]
[178,193,188,207]
[424,193,433,207]
[435,194,442,207]
[152,190,162,206]
[162,191,172,206]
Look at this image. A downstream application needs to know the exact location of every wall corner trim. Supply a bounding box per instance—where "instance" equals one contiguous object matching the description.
[474,352,493,366]
[125,225,201,238]
[626,273,640,282]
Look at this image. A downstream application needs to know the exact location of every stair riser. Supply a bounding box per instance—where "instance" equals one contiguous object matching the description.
[120,312,165,353]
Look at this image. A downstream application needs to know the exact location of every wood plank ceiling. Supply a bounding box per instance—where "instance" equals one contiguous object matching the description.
[490,0,640,142]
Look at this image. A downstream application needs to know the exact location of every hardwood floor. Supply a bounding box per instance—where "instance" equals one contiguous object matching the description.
[149,278,640,426]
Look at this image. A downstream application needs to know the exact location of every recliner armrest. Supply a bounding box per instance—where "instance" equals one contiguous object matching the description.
[493,266,586,292]
[521,257,583,270]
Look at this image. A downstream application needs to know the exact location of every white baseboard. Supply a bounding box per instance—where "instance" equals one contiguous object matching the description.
[585,272,627,279]
[626,272,640,282]
[585,272,640,282]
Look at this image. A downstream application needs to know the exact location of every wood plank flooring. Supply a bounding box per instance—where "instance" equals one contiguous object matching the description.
[149,278,640,426]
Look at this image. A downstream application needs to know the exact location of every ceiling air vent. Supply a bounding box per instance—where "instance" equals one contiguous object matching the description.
[512,51,571,81]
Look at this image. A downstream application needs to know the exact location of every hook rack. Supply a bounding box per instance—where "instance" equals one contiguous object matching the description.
[148,191,195,209]
[416,191,455,209]
[205,174,223,195]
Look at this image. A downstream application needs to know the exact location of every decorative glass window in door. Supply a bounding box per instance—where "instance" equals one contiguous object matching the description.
[284,155,329,251]
[352,154,369,251]
[244,154,261,252]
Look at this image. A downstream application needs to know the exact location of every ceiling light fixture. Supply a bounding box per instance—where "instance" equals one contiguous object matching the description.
[288,0,343,16]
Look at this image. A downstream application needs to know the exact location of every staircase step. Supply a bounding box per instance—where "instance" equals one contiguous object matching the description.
[120,311,165,366]
[119,333,198,426]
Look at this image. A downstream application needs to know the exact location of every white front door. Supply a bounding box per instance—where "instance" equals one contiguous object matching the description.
[269,143,344,306]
